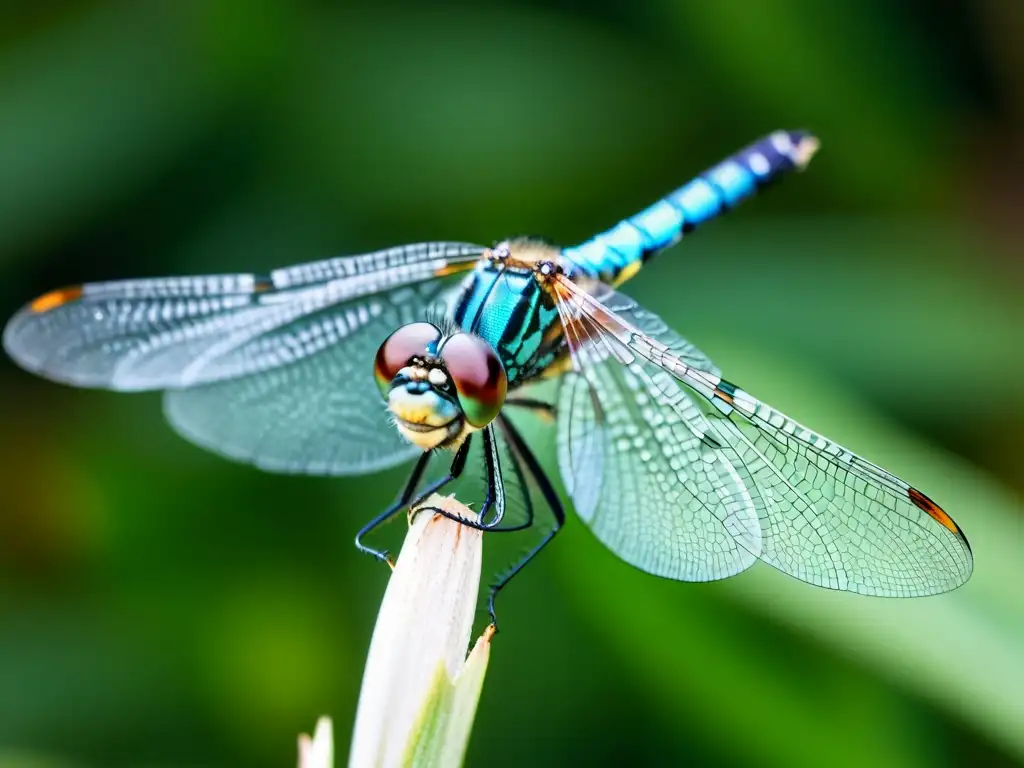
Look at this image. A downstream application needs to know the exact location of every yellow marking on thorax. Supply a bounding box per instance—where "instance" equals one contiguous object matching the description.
[540,353,573,379]
[541,316,565,347]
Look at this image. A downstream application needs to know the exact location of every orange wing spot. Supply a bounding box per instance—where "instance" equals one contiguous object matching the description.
[253,276,275,293]
[434,262,476,278]
[908,487,959,535]
[30,286,83,313]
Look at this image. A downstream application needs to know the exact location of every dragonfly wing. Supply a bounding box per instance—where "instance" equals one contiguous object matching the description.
[555,283,761,581]
[3,242,482,391]
[551,273,973,595]
[701,398,974,595]
[5,242,483,475]
[163,277,469,476]
[575,280,720,376]
[555,278,721,522]
[3,274,265,390]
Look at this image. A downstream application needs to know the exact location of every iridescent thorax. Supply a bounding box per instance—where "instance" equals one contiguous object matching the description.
[453,238,575,388]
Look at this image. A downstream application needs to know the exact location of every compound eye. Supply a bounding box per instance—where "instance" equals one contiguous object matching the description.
[373,322,441,396]
[440,333,507,427]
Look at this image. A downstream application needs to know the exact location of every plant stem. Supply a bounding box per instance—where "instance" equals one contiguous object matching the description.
[348,494,491,768]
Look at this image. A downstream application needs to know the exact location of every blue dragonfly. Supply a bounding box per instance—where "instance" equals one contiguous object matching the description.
[3,131,972,625]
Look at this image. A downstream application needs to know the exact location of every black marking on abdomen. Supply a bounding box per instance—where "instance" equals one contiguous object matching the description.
[703,175,733,216]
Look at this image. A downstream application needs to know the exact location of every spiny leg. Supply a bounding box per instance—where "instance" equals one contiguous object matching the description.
[355,437,471,567]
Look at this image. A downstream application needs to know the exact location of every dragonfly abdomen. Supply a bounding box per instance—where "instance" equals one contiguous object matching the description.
[562,130,819,286]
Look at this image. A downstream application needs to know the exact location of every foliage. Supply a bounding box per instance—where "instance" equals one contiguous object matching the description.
[0,2,1021,766]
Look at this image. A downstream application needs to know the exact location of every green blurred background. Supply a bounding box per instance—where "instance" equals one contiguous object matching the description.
[1,1,1022,766]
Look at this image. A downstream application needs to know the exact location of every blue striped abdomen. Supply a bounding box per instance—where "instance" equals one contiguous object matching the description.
[562,130,818,284]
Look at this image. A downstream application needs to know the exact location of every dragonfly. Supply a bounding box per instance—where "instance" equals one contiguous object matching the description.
[3,130,972,626]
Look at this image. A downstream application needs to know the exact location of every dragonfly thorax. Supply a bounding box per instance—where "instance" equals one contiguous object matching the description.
[373,322,508,451]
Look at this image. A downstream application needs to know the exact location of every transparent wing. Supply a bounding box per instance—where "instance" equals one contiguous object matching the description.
[4,242,483,475]
[554,282,762,581]
[551,273,973,595]
[571,280,721,376]
[3,242,483,390]
[162,276,473,476]
[555,280,721,521]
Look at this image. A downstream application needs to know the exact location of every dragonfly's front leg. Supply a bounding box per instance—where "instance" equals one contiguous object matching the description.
[505,397,556,423]
[411,426,504,530]
[355,437,471,567]
[485,414,565,630]
[418,420,565,630]
[406,435,472,511]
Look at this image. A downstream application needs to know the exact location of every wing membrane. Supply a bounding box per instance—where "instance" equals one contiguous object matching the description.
[552,273,973,595]
[554,280,761,581]
[4,242,484,475]
[162,277,470,475]
[3,242,482,390]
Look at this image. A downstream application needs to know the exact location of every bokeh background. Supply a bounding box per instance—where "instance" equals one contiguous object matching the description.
[1,1,1022,766]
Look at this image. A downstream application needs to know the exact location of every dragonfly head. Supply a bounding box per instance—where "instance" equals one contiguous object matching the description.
[374,322,507,450]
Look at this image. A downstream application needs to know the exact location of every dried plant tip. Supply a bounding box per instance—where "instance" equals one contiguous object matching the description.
[348,494,490,768]
[298,716,334,768]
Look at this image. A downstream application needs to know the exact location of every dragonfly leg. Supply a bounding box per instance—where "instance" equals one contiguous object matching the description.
[355,437,470,567]
[485,414,565,631]
[505,397,556,422]
[409,426,503,530]
[407,436,472,511]
[419,417,565,629]
[355,449,432,567]
[473,425,505,528]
